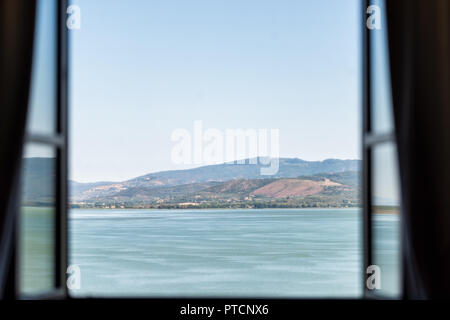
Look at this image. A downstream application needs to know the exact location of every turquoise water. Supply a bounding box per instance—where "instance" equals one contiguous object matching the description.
[69,208,365,297]
[20,207,55,294]
[372,213,402,297]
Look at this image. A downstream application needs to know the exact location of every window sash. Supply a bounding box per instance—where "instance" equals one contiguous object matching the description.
[362,0,402,299]
[18,0,68,300]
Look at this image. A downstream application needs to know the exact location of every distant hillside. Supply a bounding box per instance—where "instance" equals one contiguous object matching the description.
[72,172,360,209]
[125,157,360,186]
[250,178,341,198]
[21,157,361,208]
[71,158,360,201]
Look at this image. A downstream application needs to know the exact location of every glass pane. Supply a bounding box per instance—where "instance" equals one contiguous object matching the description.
[19,144,56,295]
[371,142,401,297]
[69,0,362,298]
[27,0,57,135]
[369,0,394,134]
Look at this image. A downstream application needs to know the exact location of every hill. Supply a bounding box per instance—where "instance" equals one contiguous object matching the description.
[21,157,361,208]
[70,158,360,201]
[72,172,360,209]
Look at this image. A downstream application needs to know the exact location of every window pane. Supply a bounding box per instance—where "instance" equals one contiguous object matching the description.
[19,144,56,295]
[27,0,57,135]
[369,0,394,134]
[371,142,401,297]
[69,0,362,298]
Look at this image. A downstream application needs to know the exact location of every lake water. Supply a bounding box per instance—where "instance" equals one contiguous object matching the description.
[69,208,372,297]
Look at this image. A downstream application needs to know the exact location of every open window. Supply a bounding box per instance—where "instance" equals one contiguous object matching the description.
[1,0,449,304]
[18,0,68,299]
[17,0,372,300]
[363,0,402,299]
[3,0,432,301]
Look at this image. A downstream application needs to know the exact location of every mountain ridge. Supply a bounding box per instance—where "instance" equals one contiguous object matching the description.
[71,157,360,191]
[68,158,361,208]
[21,157,360,208]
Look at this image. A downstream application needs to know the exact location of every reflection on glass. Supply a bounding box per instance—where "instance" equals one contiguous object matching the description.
[371,142,401,297]
[19,144,56,295]
[27,0,57,134]
[370,0,394,134]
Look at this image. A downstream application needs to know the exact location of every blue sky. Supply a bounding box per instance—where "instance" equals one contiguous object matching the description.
[69,0,361,182]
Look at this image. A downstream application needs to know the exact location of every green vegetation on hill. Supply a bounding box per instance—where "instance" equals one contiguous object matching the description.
[22,157,361,209]
[71,171,360,209]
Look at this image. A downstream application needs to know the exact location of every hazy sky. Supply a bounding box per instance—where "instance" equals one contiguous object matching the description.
[69,0,361,182]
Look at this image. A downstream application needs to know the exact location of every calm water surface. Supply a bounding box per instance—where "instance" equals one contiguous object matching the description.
[68,208,371,297]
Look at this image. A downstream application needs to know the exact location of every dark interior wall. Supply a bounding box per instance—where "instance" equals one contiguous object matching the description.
[0,0,36,298]
[386,0,450,299]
